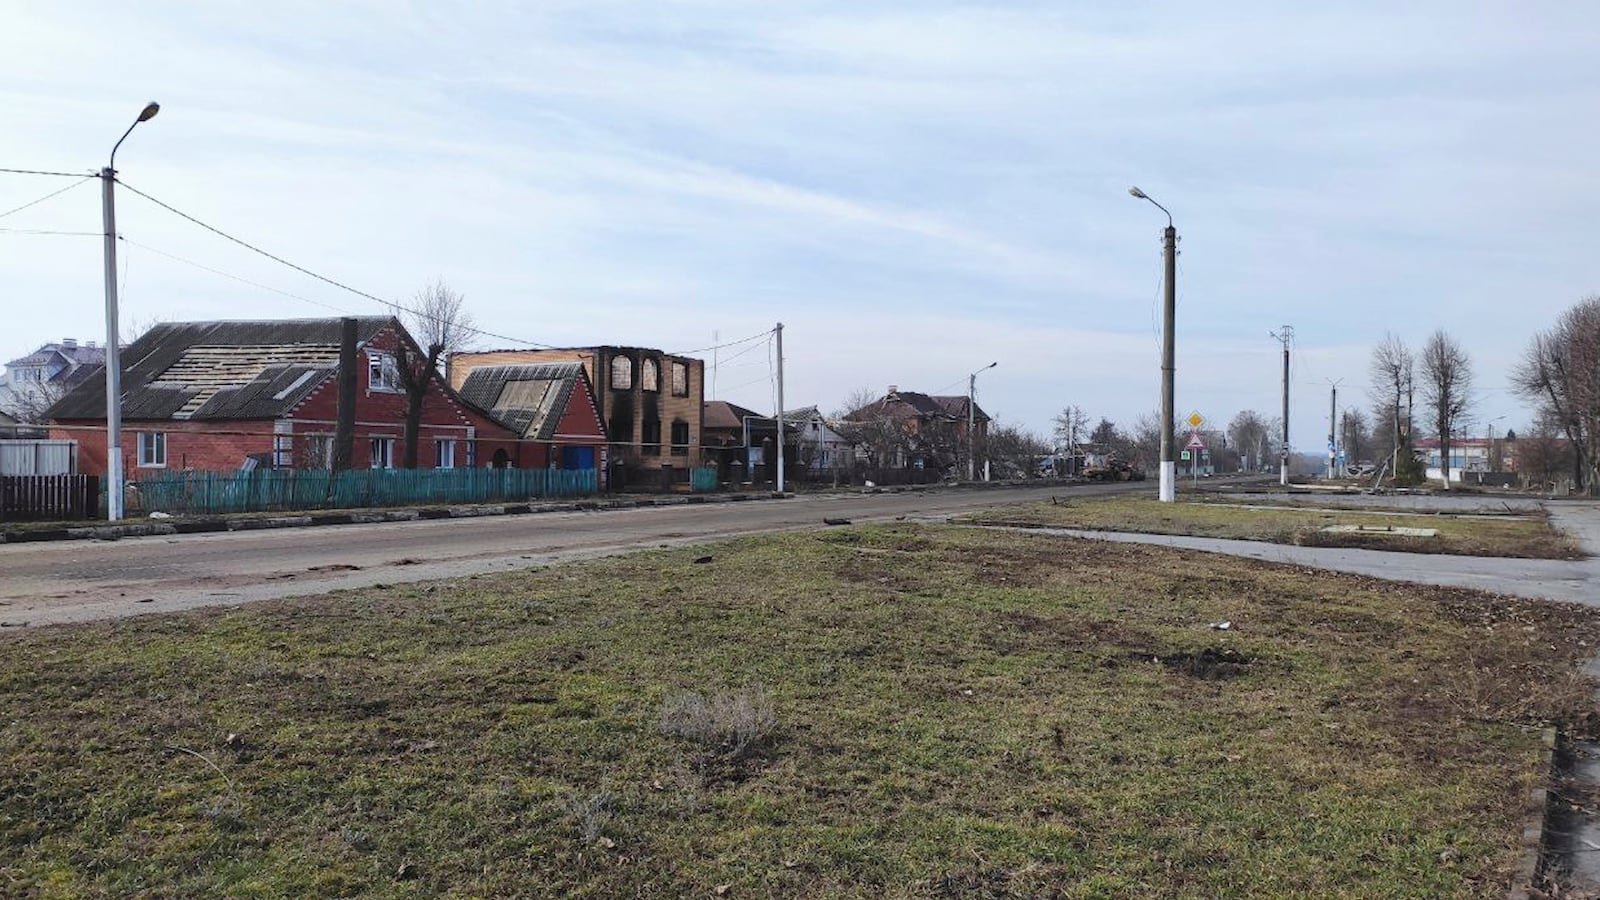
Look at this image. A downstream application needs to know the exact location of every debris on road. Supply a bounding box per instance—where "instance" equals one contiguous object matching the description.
[823,517,852,526]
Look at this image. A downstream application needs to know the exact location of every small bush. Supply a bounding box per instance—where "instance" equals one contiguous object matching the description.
[562,791,614,842]
[658,684,776,762]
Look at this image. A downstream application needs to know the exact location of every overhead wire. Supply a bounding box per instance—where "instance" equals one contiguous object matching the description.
[0,167,88,178]
[0,174,95,220]
[119,236,356,317]
[667,328,771,357]
[0,227,101,236]
[114,178,562,350]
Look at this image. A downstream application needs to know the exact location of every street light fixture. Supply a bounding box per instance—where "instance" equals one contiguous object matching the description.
[1129,185,1177,502]
[102,101,159,521]
[968,361,997,481]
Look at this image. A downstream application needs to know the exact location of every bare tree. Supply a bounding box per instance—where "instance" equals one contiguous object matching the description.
[1511,296,1600,494]
[1227,410,1269,472]
[1418,330,1473,488]
[987,422,1050,478]
[1051,406,1089,453]
[1338,409,1369,467]
[1088,417,1119,446]
[391,279,476,469]
[832,387,909,469]
[1369,332,1416,482]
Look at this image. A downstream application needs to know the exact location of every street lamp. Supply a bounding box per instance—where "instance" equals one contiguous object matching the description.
[968,361,997,481]
[102,101,159,521]
[1129,185,1177,502]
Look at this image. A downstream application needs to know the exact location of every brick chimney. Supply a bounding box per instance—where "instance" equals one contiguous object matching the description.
[887,385,898,394]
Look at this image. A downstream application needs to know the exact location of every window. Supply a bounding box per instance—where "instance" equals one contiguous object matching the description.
[642,418,661,456]
[641,358,659,392]
[137,431,166,468]
[610,355,632,390]
[367,351,400,392]
[370,437,395,469]
[465,441,478,468]
[670,420,689,455]
[436,438,457,469]
[670,361,689,397]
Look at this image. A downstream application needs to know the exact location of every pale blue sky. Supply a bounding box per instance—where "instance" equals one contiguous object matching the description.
[2,2,1595,446]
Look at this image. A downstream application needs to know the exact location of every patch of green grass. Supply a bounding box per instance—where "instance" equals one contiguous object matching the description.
[3,525,1597,897]
[967,496,1583,559]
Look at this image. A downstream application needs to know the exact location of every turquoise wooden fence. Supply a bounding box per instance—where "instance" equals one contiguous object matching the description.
[690,467,718,492]
[124,468,598,516]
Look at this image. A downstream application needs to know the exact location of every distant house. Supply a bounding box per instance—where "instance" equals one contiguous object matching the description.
[47,317,520,476]
[0,338,107,421]
[1413,437,1499,484]
[782,405,853,472]
[455,363,608,472]
[841,386,990,471]
[451,347,705,486]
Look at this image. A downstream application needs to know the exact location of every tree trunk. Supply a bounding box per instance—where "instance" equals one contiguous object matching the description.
[403,383,425,469]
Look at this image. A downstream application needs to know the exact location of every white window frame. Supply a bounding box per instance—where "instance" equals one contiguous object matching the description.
[137,431,166,468]
[435,438,457,469]
[272,434,293,469]
[370,437,395,469]
[367,351,401,393]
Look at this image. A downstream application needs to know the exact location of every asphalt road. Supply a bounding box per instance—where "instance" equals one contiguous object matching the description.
[0,480,1159,629]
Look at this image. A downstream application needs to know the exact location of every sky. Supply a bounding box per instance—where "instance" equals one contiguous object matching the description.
[2,2,1596,451]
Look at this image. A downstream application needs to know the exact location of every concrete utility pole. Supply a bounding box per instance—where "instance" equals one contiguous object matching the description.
[774,322,785,493]
[1271,326,1293,486]
[1326,378,1343,480]
[102,101,160,521]
[967,361,997,481]
[1129,186,1177,502]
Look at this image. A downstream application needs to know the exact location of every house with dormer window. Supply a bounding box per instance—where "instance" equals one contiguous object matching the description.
[46,317,520,476]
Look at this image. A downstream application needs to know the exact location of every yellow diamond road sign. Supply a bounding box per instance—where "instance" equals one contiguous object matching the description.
[1185,411,1205,429]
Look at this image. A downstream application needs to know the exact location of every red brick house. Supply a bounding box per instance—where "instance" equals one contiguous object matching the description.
[454,362,608,472]
[47,316,524,476]
[841,386,990,471]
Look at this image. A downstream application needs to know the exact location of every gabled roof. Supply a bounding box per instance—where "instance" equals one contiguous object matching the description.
[456,363,592,441]
[5,342,107,377]
[48,317,392,421]
[845,390,989,423]
[703,400,763,431]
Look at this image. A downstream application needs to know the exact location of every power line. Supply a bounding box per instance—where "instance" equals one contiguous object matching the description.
[114,178,561,350]
[120,236,356,317]
[667,328,772,358]
[0,167,88,178]
[0,227,101,236]
[0,175,95,220]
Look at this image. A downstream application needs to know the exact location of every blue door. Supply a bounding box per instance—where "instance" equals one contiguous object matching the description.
[562,446,595,470]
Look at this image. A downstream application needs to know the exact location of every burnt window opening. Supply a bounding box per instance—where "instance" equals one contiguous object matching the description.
[642,358,660,392]
[610,355,633,390]
[670,420,689,455]
[671,361,689,397]
[642,418,662,456]
[610,414,634,443]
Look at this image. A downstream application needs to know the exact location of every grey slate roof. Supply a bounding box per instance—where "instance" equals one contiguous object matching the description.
[456,363,588,441]
[845,391,989,424]
[47,317,392,421]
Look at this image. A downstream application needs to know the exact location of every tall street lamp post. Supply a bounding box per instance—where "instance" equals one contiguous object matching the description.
[968,361,996,481]
[1129,186,1177,502]
[102,101,159,521]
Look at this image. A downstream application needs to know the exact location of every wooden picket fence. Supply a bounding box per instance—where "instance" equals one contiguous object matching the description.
[125,467,598,516]
[0,474,100,521]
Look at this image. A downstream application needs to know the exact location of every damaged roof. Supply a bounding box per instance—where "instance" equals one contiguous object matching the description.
[456,363,589,441]
[47,317,392,421]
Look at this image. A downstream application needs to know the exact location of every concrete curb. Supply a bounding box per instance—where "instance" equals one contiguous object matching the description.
[1507,725,1558,900]
[0,492,792,545]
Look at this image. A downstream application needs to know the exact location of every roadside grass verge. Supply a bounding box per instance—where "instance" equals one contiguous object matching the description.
[3,525,1598,897]
[965,495,1583,559]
